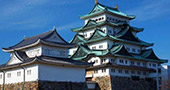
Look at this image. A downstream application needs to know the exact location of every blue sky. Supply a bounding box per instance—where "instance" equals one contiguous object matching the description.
[0,0,170,64]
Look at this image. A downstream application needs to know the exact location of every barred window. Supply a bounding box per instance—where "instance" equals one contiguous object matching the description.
[17,71,21,77]
[27,70,31,75]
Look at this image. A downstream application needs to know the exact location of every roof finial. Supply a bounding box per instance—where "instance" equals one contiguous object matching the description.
[23,35,26,39]
[95,0,98,4]
[115,4,119,10]
[53,26,56,31]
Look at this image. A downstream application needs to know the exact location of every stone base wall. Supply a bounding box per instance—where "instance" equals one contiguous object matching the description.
[92,76,157,90]
[0,80,88,90]
[111,76,157,90]
[92,76,112,90]
[0,81,38,90]
[39,80,88,90]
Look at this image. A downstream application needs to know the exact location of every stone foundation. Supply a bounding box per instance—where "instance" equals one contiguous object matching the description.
[92,76,112,90]
[92,76,157,90]
[111,76,157,90]
[0,80,88,90]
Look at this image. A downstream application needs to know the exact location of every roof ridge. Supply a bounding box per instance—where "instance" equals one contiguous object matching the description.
[24,29,54,40]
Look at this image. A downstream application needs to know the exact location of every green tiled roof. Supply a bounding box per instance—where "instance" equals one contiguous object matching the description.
[72,20,143,33]
[70,44,167,63]
[80,3,135,20]
[70,34,86,44]
[85,28,153,47]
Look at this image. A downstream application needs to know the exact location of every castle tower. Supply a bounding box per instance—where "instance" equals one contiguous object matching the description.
[69,2,168,90]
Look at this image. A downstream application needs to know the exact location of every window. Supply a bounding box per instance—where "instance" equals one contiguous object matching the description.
[149,63,152,67]
[111,69,115,73]
[132,48,136,52]
[94,70,98,73]
[158,68,161,73]
[111,59,115,64]
[17,71,21,77]
[137,71,141,75]
[125,70,129,74]
[138,49,140,53]
[131,61,134,65]
[119,59,124,63]
[90,33,93,36]
[101,59,106,63]
[126,47,130,51]
[102,69,106,73]
[125,60,128,64]
[118,69,122,73]
[0,75,2,79]
[112,18,115,21]
[131,71,135,74]
[143,71,147,75]
[95,60,98,63]
[103,29,106,33]
[27,70,31,75]
[99,45,103,49]
[45,49,50,54]
[153,63,156,67]
[101,17,104,20]
[99,18,101,21]
[108,30,112,33]
[92,46,96,49]
[7,73,11,78]
[142,63,147,67]
[137,62,140,66]
[60,51,65,56]
[73,50,76,54]
[84,34,87,37]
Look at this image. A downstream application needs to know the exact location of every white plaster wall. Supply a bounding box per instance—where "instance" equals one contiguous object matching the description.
[38,64,86,82]
[25,64,39,82]
[93,68,110,77]
[106,14,129,23]
[7,53,22,65]
[69,47,78,56]
[116,58,130,66]
[42,45,68,58]
[109,68,147,78]
[0,64,38,84]
[85,14,106,24]
[161,65,168,82]
[0,73,3,84]
[89,40,113,50]
[25,45,42,58]
[88,57,101,66]
[121,43,141,54]
[82,29,95,39]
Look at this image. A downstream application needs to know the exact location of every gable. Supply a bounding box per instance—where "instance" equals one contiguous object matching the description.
[7,53,22,65]
[88,30,106,41]
[71,35,85,44]
[89,4,104,14]
[44,31,67,44]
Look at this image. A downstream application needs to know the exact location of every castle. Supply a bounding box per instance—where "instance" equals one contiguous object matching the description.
[69,0,168,90]
[0,0,168,90]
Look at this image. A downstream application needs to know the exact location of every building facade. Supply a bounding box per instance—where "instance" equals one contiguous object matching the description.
[0,29,89,90]
[69,1,168,90]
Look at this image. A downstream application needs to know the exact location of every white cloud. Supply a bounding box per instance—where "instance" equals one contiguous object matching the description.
[126,0,170,21]
[57,22,83,31]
